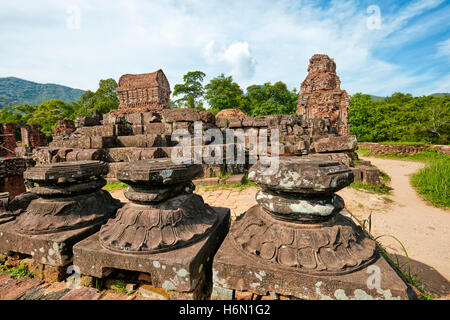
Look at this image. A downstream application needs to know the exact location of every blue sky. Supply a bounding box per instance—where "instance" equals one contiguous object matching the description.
[0,0,449,97]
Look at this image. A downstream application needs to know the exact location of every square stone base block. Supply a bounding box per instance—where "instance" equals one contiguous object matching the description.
[0,220,108,267]
[73,207,230,293]
[212,234,417,300]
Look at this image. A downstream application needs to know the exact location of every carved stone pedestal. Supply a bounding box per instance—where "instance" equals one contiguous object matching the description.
[212,157,416,300]
[0,161,120,267]
[73,159,230,299]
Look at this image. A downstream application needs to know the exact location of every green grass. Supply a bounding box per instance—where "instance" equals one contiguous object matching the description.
[112,279,135,295]
[379,170,391,184]
[199,172,260,192]
[0,261,34,279]
[102,181,128,192]
[411,155,450,208]
[349,181,391,194]
[356,147,371,157]
[357,147,443,162]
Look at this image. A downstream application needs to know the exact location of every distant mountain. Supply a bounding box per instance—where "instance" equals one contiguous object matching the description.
[369,93,448,101]
[0,77,85,109]
[431,93,449,97]
[370,95,386,101]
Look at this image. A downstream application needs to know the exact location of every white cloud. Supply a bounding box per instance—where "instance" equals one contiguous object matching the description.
[204,41,256,79]
[437,39,450,59]
[0,0,448,96]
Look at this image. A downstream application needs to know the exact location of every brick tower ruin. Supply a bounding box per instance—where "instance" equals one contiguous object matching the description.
[114,69,171,114]
[297,54,350,136]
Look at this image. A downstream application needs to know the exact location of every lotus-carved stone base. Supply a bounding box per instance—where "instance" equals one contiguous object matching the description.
[231,205,377,275]
[213,207,416,300]
[14,189,120,235]
[99,193,219,254]
[73,206,230,293]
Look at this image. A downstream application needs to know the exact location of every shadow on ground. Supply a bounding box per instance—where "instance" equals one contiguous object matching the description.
[390,253,450,299]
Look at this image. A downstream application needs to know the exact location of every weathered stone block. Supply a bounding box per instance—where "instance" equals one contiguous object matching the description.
[124,113,143,125]
[228,117,242,128]
[161,108,200,123]
[144,123,172,135]
[215,117,228,128]
[312,135,357,153]
[142,112,161,124]
[200,111,216,124]
[91,136,117,149]
[66,149,105,162]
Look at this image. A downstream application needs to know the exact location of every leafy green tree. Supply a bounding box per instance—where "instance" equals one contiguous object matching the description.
[27,100,74,137]
[173,71,206,111]
[349,93,449,144]
[73,78,119,117]
[204,74,246,114]
[408,96,449,144]
[246,82,298,116]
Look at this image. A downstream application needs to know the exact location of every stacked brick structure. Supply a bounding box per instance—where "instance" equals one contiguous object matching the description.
[297,54,350,136]
[114,69,171,114]
[0,124,17,157]
[0,157,26,199]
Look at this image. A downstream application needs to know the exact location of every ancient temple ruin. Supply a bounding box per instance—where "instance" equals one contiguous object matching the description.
[114,69,171,114]
[297,54,350,136]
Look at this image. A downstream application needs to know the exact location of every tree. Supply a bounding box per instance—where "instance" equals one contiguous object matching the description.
[28,99,74,137]
[349,93,449,144]
[246,82,298,116]
[409,96,449,144]
[73,78,119,117]
[173,71,206,111]
[204,74,246,114]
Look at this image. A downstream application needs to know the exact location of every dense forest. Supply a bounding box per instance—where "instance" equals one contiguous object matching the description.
[0,71,448,145]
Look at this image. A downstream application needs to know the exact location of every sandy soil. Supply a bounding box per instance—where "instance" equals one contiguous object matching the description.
[338,157,450,285]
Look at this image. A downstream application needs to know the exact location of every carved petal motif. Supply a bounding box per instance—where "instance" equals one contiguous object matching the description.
[231,205,377,275]
[13,190,120,235]
[99,193,218,254]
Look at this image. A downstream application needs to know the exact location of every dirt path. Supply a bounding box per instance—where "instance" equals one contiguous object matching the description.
[338,157,450,285]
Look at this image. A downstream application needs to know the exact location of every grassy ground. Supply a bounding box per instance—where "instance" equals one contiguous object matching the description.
[357,147,449,208]
[410,155,449,208]
[349,181,390,194]
[102,181,128,192]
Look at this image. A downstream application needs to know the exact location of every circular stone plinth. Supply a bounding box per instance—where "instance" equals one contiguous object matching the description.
[231,205,377,275]
[124,182,195,204]
[30,178,106,197]
[14,190,120,235]
[256,189,344,222]
[24,161,108,183]
[248,157,353,194]
[116,159,203,185]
